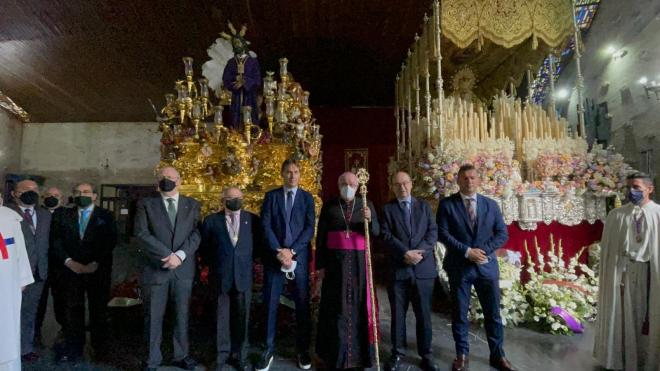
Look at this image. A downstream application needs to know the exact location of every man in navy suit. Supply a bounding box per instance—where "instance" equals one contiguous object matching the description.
[381,171,439,371]
[201,187,260,371]
[257,159,316,371]
[436,164,515,371]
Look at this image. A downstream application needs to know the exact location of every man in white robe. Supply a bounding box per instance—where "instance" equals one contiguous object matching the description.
[594,172,660,371]
[0,201,35,371]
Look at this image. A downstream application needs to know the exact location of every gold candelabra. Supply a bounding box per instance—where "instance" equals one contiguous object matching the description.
[155,53,324,216]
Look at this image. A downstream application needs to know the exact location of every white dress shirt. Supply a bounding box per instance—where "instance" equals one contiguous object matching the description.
[225,210,241,247]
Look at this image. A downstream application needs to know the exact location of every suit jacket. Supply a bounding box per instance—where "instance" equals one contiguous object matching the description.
[50,205,117,271]
[381,197,438,281]
[134,195,201,284]
[200,210,260,293]
[436,193,508,279]
[260,187,315,268]
[8,204,51,281]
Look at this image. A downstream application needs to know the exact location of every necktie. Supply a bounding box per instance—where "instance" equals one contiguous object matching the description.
[229,212,239,245]
[167,198,177,227]
[402,201,412,231]
[79,209,91,238]
[285,191,294,247]
[634,209,644,243]
[466,198,476,229]
[230,212,237,229]
[23,208,35,234]
[286,190,294,218]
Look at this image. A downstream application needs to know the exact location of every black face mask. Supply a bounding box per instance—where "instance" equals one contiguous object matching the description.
[44,196,59,208]
[74,196,93,208]
[19,190,39,206]
[159,178,177,192]
[225,198,243,211]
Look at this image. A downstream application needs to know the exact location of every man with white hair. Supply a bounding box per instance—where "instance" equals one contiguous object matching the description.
[315,171,379,370]
[42,186,63,213]
[135,166,201,371]
[594,172,660,371]
[0,192,35,371]
[201,186,261,371]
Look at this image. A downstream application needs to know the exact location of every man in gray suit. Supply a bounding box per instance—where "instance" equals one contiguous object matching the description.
[135,166,201,371]
[9,179,51,362]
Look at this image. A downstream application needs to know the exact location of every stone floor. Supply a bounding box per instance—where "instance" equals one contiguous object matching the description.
[24,243,605,371]
[26,288,603,371]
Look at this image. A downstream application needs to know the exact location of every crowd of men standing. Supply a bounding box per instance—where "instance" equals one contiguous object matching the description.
[0,158,657,371]
[0,159,521,371]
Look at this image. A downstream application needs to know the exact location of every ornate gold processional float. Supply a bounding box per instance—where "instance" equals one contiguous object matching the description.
[153,24,323,217]
[391,0,619,335]
[391,0,632,231]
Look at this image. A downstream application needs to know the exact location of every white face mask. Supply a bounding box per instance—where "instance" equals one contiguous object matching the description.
[340,185,357,200]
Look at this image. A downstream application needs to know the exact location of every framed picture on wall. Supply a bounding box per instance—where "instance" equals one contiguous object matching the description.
[344,148,368,174]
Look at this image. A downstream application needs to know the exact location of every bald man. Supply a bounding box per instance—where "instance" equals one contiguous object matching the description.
[7,180,51,362]
[315,172,379,370]
[382,171,439,371]
[201,187,261,371]
[135,166,201,371]
[50,182,116,363]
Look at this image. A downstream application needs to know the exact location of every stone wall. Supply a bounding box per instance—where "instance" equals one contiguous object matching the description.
[0,109,23,193]
[19,122,161,193]
[557,0,660,181]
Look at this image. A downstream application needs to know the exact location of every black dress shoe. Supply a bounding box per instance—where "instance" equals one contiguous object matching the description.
[226,357,250,371]
[489,357,516,371]
[297,352,311,369]
[255,350,274,371]
[385,355,402,371]
[172,356,198,370]
[420,357,439,371]
[451,354,469,371]
[55,352,79,364]
[21,352,40,362]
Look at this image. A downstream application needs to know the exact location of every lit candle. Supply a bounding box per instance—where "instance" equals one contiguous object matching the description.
[198,78,209,98]
[182,57,194,77]
[214,106,224,125]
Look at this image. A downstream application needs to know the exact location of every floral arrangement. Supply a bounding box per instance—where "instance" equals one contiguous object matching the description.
[522,137,588,164]
[587,242,601,274]
[468,251,528,327]
[417,138,521,199]
[523,236,598,334]
[464,236,599,335]
[577,144,635,197]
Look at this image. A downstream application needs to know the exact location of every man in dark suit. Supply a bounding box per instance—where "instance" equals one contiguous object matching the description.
[50,182,117,363]
[135,166,201,371]
[201,186,260,371]
[256,159,316,371]
[35,186,65,344]
[8,180,51,362]
[436,164,515,371]
[381,171,439,371]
